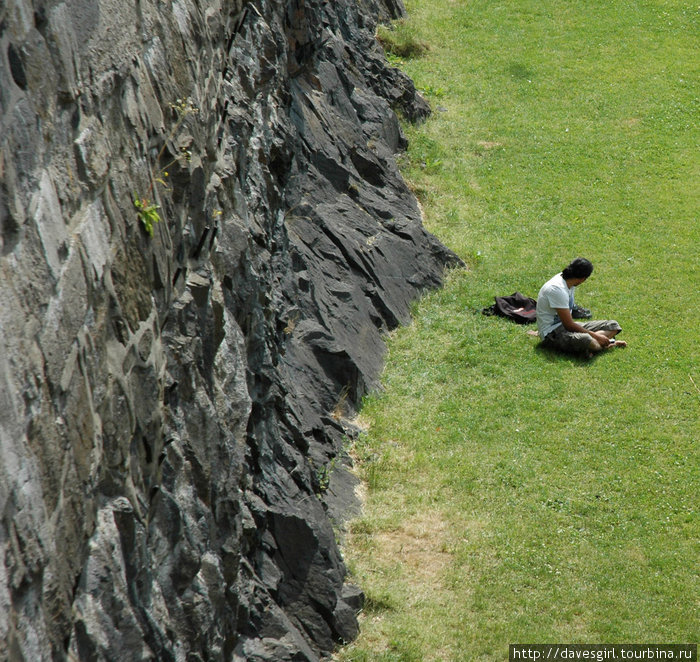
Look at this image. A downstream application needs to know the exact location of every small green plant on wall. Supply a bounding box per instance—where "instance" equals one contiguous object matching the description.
[133,98,198,237]
[315,456,339,496]
[132,195,161,237]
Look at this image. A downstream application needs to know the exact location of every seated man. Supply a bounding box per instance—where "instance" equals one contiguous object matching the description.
[536,258,627,357]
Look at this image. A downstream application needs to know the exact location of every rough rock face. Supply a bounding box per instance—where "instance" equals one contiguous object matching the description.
[0,0,460,660]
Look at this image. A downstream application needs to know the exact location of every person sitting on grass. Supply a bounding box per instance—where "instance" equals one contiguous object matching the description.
[536,257,627,358]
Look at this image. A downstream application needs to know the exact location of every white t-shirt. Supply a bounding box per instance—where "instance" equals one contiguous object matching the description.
[536,273,575,338]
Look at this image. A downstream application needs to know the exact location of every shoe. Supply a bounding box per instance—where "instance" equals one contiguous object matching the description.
[572,304,592,319]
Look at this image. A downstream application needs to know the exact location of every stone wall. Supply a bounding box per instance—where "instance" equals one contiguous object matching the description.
[0,0,461,659]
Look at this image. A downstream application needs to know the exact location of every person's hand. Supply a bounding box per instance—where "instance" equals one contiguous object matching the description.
[592,332,611,348]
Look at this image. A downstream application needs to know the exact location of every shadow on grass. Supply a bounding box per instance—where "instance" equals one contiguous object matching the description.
[534,342,601,365]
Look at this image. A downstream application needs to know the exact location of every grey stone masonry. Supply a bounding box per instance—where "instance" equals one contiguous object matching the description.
[0,0,461,660]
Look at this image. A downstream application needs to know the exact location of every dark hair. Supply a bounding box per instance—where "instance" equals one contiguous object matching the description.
[562,257,593,280]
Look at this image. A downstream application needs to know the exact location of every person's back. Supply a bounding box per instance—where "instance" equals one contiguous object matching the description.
[536,272,573,339]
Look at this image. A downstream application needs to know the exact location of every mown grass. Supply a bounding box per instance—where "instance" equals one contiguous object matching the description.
[337,1,699,660]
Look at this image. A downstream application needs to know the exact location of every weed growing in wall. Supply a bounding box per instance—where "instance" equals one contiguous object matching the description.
[133,98,198,237]
[132,195,161,237]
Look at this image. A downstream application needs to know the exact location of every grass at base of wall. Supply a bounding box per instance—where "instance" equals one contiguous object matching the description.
[337,1,699,659]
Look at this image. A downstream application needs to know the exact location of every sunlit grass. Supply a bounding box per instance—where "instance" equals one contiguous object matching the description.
[338,1,699,659]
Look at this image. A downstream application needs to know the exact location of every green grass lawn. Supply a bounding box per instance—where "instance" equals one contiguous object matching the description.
[338,1,699,660]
